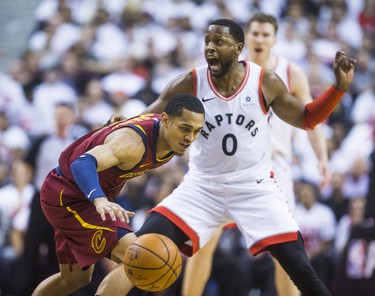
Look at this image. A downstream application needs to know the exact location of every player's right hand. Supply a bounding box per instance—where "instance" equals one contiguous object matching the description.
[94,197,135,223]
[103,113,127,127]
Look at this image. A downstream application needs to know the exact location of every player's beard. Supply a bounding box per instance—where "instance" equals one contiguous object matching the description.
[212,59,233,78]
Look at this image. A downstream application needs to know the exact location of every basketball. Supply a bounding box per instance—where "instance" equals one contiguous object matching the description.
[123,233,182,292]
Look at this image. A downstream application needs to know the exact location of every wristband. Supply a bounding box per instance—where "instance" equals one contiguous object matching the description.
[70,153,106,203]
[303,85,345,130]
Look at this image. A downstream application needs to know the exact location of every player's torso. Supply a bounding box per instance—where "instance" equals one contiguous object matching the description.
[269,57,294,162]
[189,61,271,181]
[58,114,173,200]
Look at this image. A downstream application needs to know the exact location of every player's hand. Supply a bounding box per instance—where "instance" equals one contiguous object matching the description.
[103,113,127,127]
[333,51,356,91]
[94,197,135,223]
[317,160,331,189]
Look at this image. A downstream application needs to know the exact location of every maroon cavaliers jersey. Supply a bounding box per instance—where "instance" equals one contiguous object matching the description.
[57,113,174,201]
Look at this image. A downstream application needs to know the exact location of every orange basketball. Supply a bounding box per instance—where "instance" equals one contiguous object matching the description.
[123,233,182,292]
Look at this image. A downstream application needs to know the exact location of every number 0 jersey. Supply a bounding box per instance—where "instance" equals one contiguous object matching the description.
[189,61,271,182]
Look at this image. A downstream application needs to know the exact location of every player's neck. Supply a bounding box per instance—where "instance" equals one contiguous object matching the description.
[211,62,246,97]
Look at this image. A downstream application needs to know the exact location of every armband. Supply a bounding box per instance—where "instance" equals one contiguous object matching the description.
[70,153,106,203]
[303,85,345,130]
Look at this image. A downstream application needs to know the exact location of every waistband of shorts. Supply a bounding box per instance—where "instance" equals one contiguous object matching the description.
[55,166,65,177]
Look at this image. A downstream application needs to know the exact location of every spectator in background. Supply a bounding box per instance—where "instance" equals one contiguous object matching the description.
[358,0,375,34]
[331,150,375,296]
[329,78,374,175]
[342,157,370,200]
[90,8,128,63]
[79,78,114,130]
[294,180,337,291]
[0,160,35,295]
[32,67,77,135]
[334,196,366,255]
[0,70,28,124]
[322,172,350,222]
[349,48,375,99]
[0,111,30,164]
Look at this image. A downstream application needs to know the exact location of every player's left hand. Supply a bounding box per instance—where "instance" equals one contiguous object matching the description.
[333,50,356,91]
[317,160,331,189]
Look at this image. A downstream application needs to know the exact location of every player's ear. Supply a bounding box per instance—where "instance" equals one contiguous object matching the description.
[236,42,244,55]
[161,112,169,125]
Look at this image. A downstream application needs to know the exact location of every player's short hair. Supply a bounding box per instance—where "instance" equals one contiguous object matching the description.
[164,94,205,118]
[248,12,278,33]
[209,19,245,44]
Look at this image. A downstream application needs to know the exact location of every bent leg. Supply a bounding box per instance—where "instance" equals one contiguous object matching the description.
[32,263,94,296]
[266,232,331,296]
[96,233,137,295]
[182,228,222,296]
[135,212,189,246]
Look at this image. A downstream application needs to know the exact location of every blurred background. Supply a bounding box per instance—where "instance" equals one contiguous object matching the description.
[0,0,374,295]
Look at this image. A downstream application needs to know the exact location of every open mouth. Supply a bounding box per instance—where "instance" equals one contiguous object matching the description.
[207,57,220,72]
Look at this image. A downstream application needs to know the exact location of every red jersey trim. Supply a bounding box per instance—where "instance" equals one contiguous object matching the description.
[250,231,298,256]
[192,69,197,96]
[206,61,250,102]
[258,68,268,114]
[150,206,199,256]
[223,223,237,229]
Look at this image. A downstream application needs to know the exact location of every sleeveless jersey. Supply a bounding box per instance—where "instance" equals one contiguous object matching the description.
[189,61,271,182]
[269,57,294,163]
[57,114,174,201]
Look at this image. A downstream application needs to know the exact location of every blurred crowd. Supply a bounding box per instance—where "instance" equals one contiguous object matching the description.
[0,0,374,295]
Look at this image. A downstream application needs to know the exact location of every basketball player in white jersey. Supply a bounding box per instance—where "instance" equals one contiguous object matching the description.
[132,19,355,296]
[181,13,330,296]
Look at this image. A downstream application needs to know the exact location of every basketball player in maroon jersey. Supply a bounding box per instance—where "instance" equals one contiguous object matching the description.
[32,94,205,296]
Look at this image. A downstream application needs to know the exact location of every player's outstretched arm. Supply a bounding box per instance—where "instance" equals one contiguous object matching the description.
[267,51,356,131]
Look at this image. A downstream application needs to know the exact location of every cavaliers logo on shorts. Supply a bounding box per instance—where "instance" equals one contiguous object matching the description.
[91,230,107,254]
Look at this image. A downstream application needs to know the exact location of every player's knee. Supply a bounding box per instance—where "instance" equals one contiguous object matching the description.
[293,259,315,278]
[61,269,93,289]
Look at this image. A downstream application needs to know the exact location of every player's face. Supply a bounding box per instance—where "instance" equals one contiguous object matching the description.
[204,25,241,77]
[246,21,276,62]
[163,109,204,156]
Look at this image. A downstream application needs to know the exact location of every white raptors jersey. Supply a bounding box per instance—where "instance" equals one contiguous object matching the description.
[269,57,294,163]
[188,61,271,182]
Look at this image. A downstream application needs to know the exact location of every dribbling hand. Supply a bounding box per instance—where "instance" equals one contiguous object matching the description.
[94,197,135,223]
[333,51,356,91]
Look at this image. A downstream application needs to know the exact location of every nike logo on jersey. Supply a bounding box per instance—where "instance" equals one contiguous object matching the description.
[202,96,216,102]
[87,189,97,199]
[256,178,264,184]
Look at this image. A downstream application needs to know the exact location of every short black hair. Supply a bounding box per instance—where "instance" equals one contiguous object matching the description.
[209,19,245,44]
[248,12,278,33]
[164,94,205,118]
